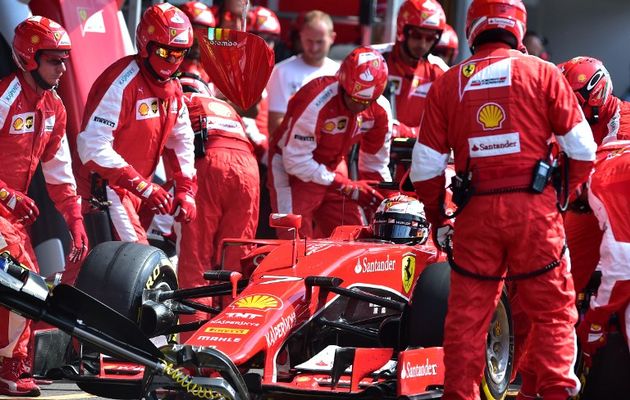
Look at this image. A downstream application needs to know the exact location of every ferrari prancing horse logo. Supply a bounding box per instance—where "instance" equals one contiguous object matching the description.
[462,63,476,78]
[402,253,416,293]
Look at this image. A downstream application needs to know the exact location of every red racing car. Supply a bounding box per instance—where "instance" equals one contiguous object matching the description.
[0,212,513,400]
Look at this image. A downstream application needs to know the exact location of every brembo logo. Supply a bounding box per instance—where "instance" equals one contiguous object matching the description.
[400,359,438,379]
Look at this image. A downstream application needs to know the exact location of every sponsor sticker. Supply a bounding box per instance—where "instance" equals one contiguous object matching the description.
[93,116,115,128]
[477,102,505,130]
[44,115,56,132]
[402,253,416,293]
[204,327,249,335]
[354,254,396,274]
[322,117,348,135]
[468,132,521,158]
[233,294,282,310]
[264,312,296,347]
[389,76,403,95]
[9,113,35,134]
[208,101,233,117]
[400,358,439,379]
[195,336,241,343]
[136,97,160,120]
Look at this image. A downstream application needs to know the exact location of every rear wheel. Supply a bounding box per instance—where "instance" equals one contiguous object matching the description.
[405,262,513,399]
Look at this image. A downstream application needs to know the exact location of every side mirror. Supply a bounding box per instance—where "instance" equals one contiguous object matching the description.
[269,213,302,231]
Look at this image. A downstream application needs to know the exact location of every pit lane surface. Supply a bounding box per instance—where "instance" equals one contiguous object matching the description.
[0,381,523,399]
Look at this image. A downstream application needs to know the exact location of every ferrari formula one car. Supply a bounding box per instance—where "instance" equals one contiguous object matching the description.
[0,215,513,400]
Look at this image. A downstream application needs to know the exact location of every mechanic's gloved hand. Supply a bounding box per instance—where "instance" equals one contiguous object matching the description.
[433,224,454,251]
[116,167,172,215]
[67,218,89,263]
[0,186,39,224]
[577,311,609,368]
[332,174,384,207]
[172,191,197,223]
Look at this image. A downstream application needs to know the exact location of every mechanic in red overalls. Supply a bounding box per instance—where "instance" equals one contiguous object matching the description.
[577,139,630,366]
[559,57,630,293]
[410,1,596,399]
[176,91,259,338]
[383,0,448,139]
[0,17,88,396]
[432,23,459,67]
[268,46,391,239]
[66,4,197,284]
[178,1,215,92]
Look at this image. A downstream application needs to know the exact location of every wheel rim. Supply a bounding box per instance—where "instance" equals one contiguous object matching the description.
[486,300,510,386]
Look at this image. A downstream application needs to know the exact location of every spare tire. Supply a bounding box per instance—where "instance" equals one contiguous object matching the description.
[75,241,177,324]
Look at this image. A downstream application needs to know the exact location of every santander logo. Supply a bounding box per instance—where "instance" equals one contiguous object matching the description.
[400,359,438,379]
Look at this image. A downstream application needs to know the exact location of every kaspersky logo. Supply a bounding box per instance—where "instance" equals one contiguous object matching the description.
[400,359,438,379]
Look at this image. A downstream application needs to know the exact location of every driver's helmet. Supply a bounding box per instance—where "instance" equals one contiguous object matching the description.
[372,194,429,244]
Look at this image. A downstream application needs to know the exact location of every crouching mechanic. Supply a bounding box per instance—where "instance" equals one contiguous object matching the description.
[0,16,88,396]
[268,46,392,238]
[384,0,448,138]
[558,56,630,293]
[410,0,596,399]
[176,91,259,338]
[67,2,197,286]
[577,140,630,366]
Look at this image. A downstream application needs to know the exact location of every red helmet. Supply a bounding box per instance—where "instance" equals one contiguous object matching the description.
[179,1,216,28]
[136,3,193,58]
[247,6,281,36]
[435,24,459,57]
[338,46,389,102]
[466,0,527,50]
[396,0,446,42]
[13,16,71,71]
[558,56,613,122]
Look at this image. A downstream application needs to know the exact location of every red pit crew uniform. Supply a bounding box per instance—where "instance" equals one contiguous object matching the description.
[0,71,82,359]
[269,76,392,238]
[74,56,196,244]
[411,44,596,399]
[586,140,630,352]
[384,43,448,138]
[177,93,259,331]
[566,96,630,292]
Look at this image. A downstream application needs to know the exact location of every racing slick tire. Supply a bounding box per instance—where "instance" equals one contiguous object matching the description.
[75,241,177,322]
[73,242,177,398]
[405,262,513,400]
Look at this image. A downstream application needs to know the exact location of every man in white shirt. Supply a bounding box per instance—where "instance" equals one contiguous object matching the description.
[267,10,339,136]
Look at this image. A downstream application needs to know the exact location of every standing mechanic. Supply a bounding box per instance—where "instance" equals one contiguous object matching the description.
[67,4,197,283]
[410,1,596,399]
[269,46,392,239]
[0,16,88,396]
[577,139,630,366]
[178,1,216,89]
[177,91,259,338]
[383,0,448,138]
[559,56,630,293]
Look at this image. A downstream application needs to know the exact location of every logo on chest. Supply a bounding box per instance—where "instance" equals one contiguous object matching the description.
[322,117,349,135]
[9,112,35,134]
[136,97,160,120]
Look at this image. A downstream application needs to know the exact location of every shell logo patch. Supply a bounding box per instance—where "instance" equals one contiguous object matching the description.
[136,97,160,120]
[322,117,348,135]
[402,253,416,293]
[9,112,35,134]
[234,294,281,310]
[577,73,587,83]
[477,102,505,130]
[462,63,476,78]
[31,35,40,44]
[0,189,9,201]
